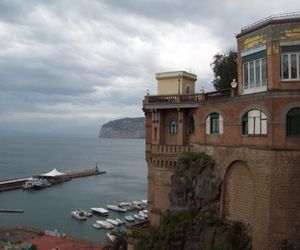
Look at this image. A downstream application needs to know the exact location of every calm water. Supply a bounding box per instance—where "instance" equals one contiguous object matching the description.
[0,135,147,243]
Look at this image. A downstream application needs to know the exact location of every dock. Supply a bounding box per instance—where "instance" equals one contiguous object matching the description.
[0,167,106,192]
[0,209,24,213]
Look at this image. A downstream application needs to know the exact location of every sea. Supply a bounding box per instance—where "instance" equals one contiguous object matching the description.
[0,134,147,244]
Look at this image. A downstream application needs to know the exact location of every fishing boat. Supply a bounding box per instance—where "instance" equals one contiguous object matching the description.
[71,210,87,220]
[96,220,114,229]
[91,207,109,216]
[107,204,127,212]
[124,215,135,222]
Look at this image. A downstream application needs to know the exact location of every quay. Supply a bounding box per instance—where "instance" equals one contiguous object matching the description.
[0,209,24,213]
[0,167,106,192]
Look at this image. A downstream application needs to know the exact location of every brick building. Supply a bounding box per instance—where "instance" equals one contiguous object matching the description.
[143,13,300,250]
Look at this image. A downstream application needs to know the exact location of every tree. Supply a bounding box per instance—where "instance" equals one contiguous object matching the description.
[211,50,237,91]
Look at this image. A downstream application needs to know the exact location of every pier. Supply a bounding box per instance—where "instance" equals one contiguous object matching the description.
[0,209,24,213]
[0,167,106,192]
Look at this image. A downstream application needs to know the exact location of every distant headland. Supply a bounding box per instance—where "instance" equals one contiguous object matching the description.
[99,117,145,139]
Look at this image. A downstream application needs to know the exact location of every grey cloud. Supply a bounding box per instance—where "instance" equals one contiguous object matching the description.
[0,0,299,136]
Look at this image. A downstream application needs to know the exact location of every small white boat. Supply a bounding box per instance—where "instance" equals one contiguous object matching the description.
[107,204,127,212]
[141,200,147,205]
[96,220,114,229]
[106,219,120,226]
[71,210,87,220]
[106,232,116,242]
[116,218,125,225]
[23,178,51,190]
[124,215,135,222]
[132,201,144,210]
[93,223,101,229]
[91,207,109,216]
[119,202,135,211]
[79,209,92,217]
[134,214,145,221]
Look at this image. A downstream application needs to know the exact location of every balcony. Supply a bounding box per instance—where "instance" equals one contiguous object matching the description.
[143,89,231,109]
[149,144,194,155]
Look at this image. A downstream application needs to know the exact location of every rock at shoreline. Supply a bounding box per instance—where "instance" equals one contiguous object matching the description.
[99,117,145,139]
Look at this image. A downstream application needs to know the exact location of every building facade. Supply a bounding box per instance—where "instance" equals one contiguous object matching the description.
[143,13,300,250]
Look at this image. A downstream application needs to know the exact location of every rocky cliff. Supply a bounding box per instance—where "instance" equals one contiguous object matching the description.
[134,152,252,250]
[99,117,145,139]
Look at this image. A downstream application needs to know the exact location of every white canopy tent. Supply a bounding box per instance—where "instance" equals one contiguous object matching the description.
[40,168,65,177]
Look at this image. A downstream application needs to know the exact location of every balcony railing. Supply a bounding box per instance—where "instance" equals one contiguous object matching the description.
[241,12,300,33]
[150,144,194,154]
[144,89,231,105]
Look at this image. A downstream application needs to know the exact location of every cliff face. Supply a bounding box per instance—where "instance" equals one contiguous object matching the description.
[134,153,252,250]
[99,117,145,139]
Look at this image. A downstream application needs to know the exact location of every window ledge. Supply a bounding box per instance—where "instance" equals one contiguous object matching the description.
[242,134,268,137]
[243,85,267,95]
[281,79,300,83]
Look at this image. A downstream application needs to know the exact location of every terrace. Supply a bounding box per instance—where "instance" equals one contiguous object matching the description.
[143,88,232,108]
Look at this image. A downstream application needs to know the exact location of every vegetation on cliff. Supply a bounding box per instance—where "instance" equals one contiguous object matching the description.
[136,209,250,250]
[99,117,145,139]
[135,152,251,250]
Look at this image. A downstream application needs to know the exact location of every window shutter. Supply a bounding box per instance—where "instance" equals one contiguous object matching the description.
[219,115,224,134]
[206,116,210,135]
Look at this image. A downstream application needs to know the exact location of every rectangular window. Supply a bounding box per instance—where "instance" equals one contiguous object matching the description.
[262,57,267,86]
[242,54,267,93]
[249,61,254,88]
[255,59,261,87]
[291,54,297,79]
[282,54,289,79]
[243,63,249,89]
[281,45,300,81]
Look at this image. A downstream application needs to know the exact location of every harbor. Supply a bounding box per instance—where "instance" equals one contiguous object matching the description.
[0,137,147,244]
[0,167,106,192]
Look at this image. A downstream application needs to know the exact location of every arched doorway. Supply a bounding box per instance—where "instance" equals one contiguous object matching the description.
[223,161,255,225]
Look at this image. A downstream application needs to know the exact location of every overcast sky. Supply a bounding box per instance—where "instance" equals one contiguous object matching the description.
[0,0,299,136]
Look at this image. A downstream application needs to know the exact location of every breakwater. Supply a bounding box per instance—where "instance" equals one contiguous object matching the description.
[0,167,106,192]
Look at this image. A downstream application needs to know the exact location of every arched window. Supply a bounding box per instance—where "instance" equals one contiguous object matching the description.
[188,116,195,134]
[206,112,224,135]
[169,120,177,134]
[242,109,267,135]
[287,107,300,136]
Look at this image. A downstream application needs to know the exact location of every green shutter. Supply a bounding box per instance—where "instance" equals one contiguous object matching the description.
[281,45,300,53]
[242,50,266,63]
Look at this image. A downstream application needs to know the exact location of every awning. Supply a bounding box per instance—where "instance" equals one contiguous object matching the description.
[40,168,65,177]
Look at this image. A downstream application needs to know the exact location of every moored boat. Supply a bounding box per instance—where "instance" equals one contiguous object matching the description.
[106,219,120,226]
[107,204,127,212]
[71,210,87,220]
[93,222,101,229]
[115,218,125,225]
[134,213,145,221]
[23,178,51,190]
[124,215,135,222]
[106,232,116,242]
[91,207,109,216]
[96,220,114,229]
